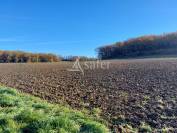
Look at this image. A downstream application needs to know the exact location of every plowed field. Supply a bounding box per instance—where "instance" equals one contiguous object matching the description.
[0,58,177,132]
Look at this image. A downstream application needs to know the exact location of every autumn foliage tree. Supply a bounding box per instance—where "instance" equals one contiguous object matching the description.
[97,32,177,59]
[0,51,61,63]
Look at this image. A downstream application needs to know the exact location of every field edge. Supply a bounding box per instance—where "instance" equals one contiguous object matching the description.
[0,85,109,133]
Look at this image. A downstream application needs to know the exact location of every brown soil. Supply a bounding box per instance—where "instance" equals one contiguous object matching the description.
[0,58,177,131]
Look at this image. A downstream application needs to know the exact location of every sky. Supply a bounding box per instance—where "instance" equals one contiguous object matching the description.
[0,0,177,57]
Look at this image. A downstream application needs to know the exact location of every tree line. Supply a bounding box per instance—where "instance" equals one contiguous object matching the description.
[0,51,97,63]
[0,51,61,63]
[62,56,96,61]
[97,32,177,59]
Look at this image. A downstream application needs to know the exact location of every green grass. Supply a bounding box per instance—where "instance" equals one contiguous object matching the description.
[0,86,109,133]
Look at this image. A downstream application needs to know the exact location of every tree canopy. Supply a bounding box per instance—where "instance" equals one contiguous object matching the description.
[0,51,61,63]
[97,32,177,59]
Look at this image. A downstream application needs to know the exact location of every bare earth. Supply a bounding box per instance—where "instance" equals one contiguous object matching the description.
[0,58,177,131]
